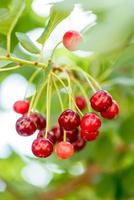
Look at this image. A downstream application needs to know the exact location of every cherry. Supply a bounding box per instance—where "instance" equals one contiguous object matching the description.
[32,138,53,158]
[66,129,79,143]
[58,109,80,131]
[63,31,82,51]
[13,100,29,114]
[90,90,112,112]
[75,96,86,110]
[81,129,99,141]
[55,141,74,159]
[16,116,37,136]
[72,134,86,151]
[80,113,101,132]
[29,112,46,130]
[101,100,119,119]
[51,125,63,141]
[37,130,57,144]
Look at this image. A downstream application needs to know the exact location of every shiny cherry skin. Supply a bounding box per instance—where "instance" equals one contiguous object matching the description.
[72,134,86,151]
[80,112,101,132]
[58,109,80,131]
[55,141,74,159]
[16,116,37,136]
[37,130,57,144]
[81,129,99,141]
[51,125,63,141]
[75,96,87,110]
[29,112,46,130]
[90,90,112,112]
[101,100,119,119]
[32,138,53,158]
[63,30,82,51]
[13,100,29,114]
[66,128,79,143]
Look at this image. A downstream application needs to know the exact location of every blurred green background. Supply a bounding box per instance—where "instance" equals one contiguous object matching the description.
[0,0,134,199]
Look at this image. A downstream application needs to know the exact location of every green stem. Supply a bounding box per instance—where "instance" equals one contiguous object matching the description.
[7,33,11,56]
[0,56,46,69]
[24,68,42,99]
[65,71,72,109]
[0,65,20,72]
[63,130,67,142]
[50,41,62,60]
[52,77,64,111]
[45,74,52,138]
[73,78,91,111]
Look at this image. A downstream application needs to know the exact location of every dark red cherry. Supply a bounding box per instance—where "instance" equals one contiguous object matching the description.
[55,141,74,159]
[66,128,79,143]
[81,129,99,141]
[29,112,46,130]
[51,125,63,141]
[13,100,29,114]
[63,31,82,51]
[16,116,37,136]
[58,109,80,131]
[101,100,119,119]
[72,134,86,151]
[90,90,112,112]
[75,96,86,110]
[32,138,53,158]
[80,112,101,132]
[37,130,57,144]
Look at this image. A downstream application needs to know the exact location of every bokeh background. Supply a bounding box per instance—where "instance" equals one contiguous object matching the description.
[0,0,134,199]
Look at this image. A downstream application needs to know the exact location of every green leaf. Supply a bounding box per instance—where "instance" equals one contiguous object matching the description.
[0,0,25,35]
[37,2,73,44]
[16,32,40,54]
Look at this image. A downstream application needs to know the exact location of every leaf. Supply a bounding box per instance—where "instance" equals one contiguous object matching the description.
[16,32,40,54]
[0,0,25,35]
[0,47,12,67]
[37,2,73,44]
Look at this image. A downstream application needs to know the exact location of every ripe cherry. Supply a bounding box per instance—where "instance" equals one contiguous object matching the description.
[32,138,53,158]
[80,112,101,132]
[90,90,112,112]
[37,130,57,144]
[63,31,82,51]
[101,100,119,119]
[29,112,46,130]
[81,129,99,141]
[16,116,37,136]
[75,96,86,110]
[72,134,86,151]
[13,100,29,114]
[55,141,74,159]
[51,125,63,141]
[58,109,80,131]
[66,129,79,143]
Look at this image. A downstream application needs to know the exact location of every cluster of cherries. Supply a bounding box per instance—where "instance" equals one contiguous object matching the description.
[13,90,119,160]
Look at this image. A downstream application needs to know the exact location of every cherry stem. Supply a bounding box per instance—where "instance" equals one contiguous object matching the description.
[63,130,67,142]
[0,65,20,72]
[24,68,42,99]
[45,74,52,138]
[50,41,62,61]
[52,76,64,111]
[72,78,91,111]
[7,33,11,56]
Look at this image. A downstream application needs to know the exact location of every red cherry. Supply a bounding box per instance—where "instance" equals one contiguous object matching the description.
[80,113,101,132]
[72,134,86,151]
[101,100,119,119]
[90,90,112,112]
[63,31,82,51]
[66,129,79,143]
[16,116,37,136]
[81,129,99,141]
[55,141,74,159]
[51,125,63,141]
[37,130,57,144]
[13,100,29,114]
[58,109,80,131]
[29,112,46,130]
[75,96,87,110]
[32,138,53,158]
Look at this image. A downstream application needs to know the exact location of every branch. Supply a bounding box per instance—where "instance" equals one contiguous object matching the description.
[38,164,102,200]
